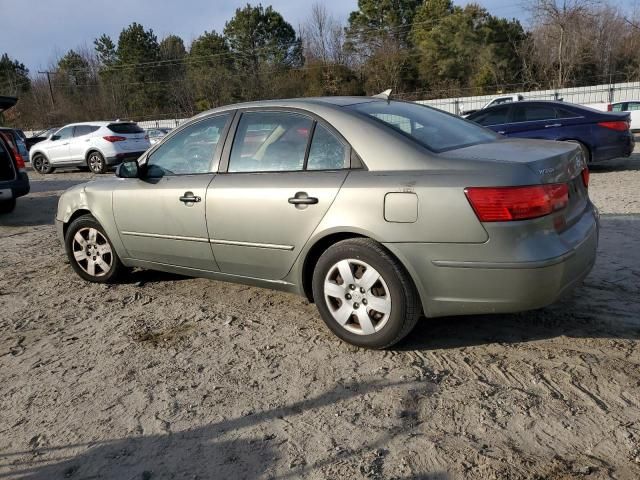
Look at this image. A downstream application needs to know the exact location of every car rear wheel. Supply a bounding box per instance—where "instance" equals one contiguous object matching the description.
[64,214,124,283]
[566,140,591,164]
[87,151,107,174]
[312,238,421,349]
[32,154,54,174]
[0,198,16,214]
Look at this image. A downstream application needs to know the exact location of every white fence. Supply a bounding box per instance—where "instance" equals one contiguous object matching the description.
[417,81,640,114]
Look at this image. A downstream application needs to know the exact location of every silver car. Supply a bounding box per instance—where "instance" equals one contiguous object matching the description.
[56,97,598,348]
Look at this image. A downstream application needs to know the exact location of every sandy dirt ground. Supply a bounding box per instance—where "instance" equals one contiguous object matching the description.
[1,155,639,480]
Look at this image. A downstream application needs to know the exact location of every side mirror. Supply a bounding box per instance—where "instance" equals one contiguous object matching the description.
[116,160,139,178]
[50,135,60,141]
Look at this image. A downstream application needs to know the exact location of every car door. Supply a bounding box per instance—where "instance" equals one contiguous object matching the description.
[207,110,350,280]
[506,103,559,138]
[625,102,640,131]
[69,125,97,162]
[112,113,233,270]
[469,105,511,134]
[47,126,74,164]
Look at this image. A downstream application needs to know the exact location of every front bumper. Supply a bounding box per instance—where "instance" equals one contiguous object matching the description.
[385,206,599,318]
[105,151,146,166]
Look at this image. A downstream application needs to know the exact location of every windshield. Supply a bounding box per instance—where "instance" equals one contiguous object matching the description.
[347,101,497,152]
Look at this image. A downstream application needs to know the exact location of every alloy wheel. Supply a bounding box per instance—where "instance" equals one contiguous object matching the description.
[89,154,104,173]
[71,227,113,277]
[323,259,392,335]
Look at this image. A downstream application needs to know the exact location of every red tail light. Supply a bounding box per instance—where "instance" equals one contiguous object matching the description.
[14,152,26,170]
[465,184,569,222]
[581,167,589,188]
[103,135,127,142]
[597,121,629,131]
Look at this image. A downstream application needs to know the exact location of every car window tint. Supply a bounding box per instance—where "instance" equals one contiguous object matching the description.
[108,123,144,134]
[306,124,347,170]
[628,102,640,111]
[0,140,13,179]
[611,103,624,112]
[74,125,98,137]
[146,114,229,177]
[229,112,313,173]
[555,108,578,119]
[472,106,510,126]
[524,105,557,121]
[55,127,74,140]
[350,101,497,152]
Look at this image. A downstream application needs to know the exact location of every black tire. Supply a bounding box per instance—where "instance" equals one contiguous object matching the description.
[87,151,107,174]
[0,198,16,214]
[64,214,125,283]
[32,153,54,174]
[566,140,591,164]
[312,238,421,349]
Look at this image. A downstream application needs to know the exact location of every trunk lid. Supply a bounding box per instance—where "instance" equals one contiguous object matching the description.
[441,137,585,184]
[107,122,150,151]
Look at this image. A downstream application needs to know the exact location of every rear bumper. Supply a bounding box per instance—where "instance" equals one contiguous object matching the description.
[0,171,30,201]
[591,132,634,162]
[385,206,599,317]
[105,151,146,165]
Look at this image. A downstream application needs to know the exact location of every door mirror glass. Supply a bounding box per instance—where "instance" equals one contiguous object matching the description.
[51,135,60,141]
[116,160,139,178]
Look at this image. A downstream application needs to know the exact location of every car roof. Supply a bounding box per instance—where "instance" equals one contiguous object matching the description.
[58,120,139,128]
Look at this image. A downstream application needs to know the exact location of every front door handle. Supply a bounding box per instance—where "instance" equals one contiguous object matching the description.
[288,192,318,205]
[545,123,562,128]
[179,191,201,203]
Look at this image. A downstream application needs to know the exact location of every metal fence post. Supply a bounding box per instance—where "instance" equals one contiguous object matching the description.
[454,99,460,115]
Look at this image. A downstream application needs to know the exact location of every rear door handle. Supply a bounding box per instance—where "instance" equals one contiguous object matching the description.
[179,191,201,203]
[288,192,318,205]
[545,123,562,128]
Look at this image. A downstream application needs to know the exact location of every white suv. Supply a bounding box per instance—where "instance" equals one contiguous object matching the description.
[30,121,151,174]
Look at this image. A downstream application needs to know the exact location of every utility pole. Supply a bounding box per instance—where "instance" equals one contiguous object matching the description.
[38,71,55,107]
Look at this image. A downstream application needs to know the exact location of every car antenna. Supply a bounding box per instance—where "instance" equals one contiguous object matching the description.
[373,89,392,103]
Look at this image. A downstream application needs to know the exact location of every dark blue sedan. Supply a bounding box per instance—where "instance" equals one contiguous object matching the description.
[467,100,634,163]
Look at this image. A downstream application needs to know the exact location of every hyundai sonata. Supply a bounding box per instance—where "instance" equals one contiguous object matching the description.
[56,97,598,348]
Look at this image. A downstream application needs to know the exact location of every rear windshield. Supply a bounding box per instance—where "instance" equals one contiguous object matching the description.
[347,101,497,152]
[107,122,144,134]
[0,141,15,180]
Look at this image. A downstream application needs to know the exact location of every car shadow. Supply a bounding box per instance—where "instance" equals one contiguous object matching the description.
[0,380,449,479]
[589,154,640,172]
[0,194,59,227]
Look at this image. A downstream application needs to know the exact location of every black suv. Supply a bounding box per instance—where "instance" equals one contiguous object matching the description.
[0,96,30,213]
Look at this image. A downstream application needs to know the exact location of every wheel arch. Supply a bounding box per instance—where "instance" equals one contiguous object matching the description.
[85,148,105,163]
[300,230,421,308]
[62,209,93,238]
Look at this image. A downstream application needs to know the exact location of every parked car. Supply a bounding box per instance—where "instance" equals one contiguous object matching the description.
[0,130,30,213]
[612,101,640,132]
[26,127,59,151]
[467,100,634,163]
[0,127,30,162]
[30,121,151,174]
[146,127,172,145]
[56,97,597,348]
[461,94,524,117]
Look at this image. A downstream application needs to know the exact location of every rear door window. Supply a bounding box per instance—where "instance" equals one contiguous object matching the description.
[108,123,144,134]
[74,125,99,137]
[512,104,556,123]
[306,124,348,170]
[627,102,640,111]
[471,106,510,126]
[228,112,313,173]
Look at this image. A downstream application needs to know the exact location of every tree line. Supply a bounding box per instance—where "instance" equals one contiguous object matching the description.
[1,0,639,129]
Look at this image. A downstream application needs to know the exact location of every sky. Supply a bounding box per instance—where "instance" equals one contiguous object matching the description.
[0,0,565,74]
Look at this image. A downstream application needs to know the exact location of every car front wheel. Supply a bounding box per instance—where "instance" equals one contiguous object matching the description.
[64,214,124,283]
[32,154,54,174]
[312,238,421,349]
